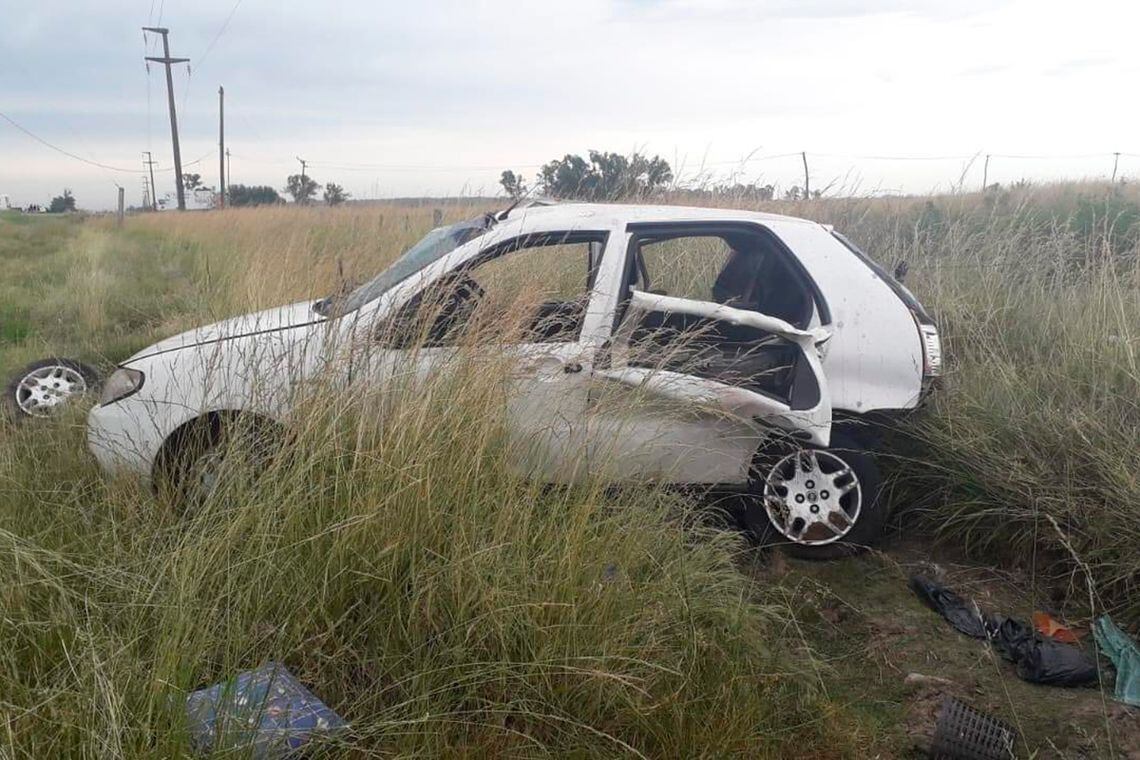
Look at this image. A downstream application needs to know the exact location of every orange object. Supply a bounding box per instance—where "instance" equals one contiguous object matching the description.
[1033,611,1082,644]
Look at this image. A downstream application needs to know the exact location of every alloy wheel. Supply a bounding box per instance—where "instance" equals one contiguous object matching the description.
[15,364,88,417]
[762,449,862,545]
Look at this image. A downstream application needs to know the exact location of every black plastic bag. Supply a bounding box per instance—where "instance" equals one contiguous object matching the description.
[908,574,1098,688]
[908,575,988,639]
[987,617,1098,687]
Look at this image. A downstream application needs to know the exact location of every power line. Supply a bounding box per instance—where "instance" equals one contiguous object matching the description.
[0,111,144,173]
[197,0,246,68]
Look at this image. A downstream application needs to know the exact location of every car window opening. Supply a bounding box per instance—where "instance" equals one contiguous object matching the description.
[617,227,823,410]
[376,231,607,349]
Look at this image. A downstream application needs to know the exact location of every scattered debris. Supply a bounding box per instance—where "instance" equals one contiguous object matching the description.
[988,617,1097,687]
[1094,616,1140,708]
[909,574,1098,687]
[908,575,987,639]
[185,662,347,757]
[1032,611,1082,645]
[930,696,1017,760]
[4,357,101,420]
[904,672,955,689]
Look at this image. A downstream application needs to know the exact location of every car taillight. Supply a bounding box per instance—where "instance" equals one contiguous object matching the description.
[912,312,943,377]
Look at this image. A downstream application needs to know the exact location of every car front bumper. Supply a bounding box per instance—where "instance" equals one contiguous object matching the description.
[86,398,171,480]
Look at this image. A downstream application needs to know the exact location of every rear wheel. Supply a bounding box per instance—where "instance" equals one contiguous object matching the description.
[4,358,100,420]
[743,428,885,560]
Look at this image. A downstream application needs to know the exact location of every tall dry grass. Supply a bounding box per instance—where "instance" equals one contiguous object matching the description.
[688,182,1140,621]
[61,186,1140,622]
[1,209,866,756]
[3,182,1138,755]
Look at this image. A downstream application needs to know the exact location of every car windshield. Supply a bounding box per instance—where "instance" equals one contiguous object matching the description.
[323,215,493,315]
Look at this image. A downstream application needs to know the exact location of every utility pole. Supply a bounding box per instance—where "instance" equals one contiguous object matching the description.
[982,154,991,192]
[1112,152,1121,183]
[226,148,232,190]
[143,27,189,210]
[143,151,159,211]
[801,151,810,200]
[218,86,225,208]
[296,156,308,204]
[116,186,125,227]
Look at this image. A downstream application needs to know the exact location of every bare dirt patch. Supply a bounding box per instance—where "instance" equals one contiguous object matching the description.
[751,534,1139,758]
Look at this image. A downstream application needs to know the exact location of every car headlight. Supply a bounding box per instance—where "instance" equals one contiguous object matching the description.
[100,367,145,406]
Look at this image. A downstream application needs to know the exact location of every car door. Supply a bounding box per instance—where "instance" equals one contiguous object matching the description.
[587,222,833,485]
[360,228,620,482]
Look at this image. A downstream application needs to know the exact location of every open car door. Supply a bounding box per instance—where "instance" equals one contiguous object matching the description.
[589,289,832,485]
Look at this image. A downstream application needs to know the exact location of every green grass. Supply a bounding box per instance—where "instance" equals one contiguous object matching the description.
[1,186,1138,756]
[0,211,864,757]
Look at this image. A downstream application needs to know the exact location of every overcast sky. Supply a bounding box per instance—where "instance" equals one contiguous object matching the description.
[2,0,1138,209]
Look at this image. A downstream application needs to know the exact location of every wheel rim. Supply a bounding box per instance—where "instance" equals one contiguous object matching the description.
[762,449,862,545]
[186,447,227,505]
[15,365,88,417]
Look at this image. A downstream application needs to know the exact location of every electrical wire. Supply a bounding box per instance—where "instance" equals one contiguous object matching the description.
[197,0,245,69]
[0,112,144,173]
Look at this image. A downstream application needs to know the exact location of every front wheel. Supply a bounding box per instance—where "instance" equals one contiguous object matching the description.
[743,428,885,560]
[155,415,282,511]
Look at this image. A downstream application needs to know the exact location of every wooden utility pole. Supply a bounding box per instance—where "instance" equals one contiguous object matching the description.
[143,27,189,210]
[801,151,810,199]
[1112,152,1121,183]
[226,148,231,188]
[982,154,991,192]
[142,151,158,211]
[218,86,225,208]
[116,186,125,227]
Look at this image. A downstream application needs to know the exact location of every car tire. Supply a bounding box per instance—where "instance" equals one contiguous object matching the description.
[155,414,283,510]
[742,427,885,560]
[4,358,101,421]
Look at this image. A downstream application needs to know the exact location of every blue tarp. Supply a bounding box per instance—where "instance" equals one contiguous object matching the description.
[185,662,347,756]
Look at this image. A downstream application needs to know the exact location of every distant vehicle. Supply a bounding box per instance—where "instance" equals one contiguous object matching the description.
[87,202,941,557]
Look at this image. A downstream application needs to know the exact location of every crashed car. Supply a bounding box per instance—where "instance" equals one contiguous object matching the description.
[88,202,941,557]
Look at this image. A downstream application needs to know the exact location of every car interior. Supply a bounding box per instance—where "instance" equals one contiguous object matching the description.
[377,234,603,348]
[621,228,821,408]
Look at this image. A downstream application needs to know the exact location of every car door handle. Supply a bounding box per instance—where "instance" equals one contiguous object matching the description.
[563,361,583,374]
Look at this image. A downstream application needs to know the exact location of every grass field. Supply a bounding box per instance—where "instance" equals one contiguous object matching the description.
[1,184,1138,757]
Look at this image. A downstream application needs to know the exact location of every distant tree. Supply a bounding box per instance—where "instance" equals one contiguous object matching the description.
[182,173,203,192]
[228,184,282,207]
[323,182,349,206]
[499,170,528,199]
[285,174,319,204]
[536,151,672,201]
[783,186,803,201]
[48,189,77,213]
[716,182,774,201]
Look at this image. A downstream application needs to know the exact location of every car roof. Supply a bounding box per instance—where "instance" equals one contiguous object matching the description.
[499,201,820,231]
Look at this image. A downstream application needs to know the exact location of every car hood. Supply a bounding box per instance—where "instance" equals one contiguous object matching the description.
[124,301,325,363]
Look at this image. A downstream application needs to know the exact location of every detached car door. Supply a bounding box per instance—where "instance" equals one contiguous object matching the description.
[588,222,833,485]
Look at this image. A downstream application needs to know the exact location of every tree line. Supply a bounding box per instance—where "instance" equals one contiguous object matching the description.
[214,173,350,208]
[500,150,674,201]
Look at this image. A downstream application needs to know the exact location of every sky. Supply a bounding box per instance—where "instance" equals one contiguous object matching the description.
[2,0,1138,210]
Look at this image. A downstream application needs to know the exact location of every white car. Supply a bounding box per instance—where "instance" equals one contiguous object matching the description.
[88,203,941,557]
